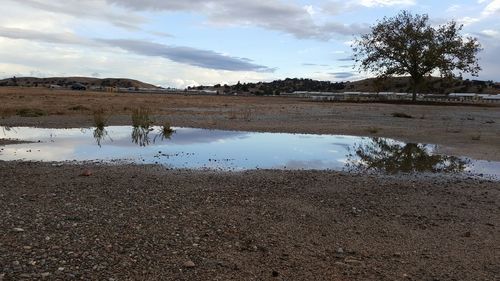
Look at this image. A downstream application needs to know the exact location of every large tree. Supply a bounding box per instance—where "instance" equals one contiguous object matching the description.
[352,11,481,101]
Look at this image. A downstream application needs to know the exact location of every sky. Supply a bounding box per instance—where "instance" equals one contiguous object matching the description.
[0,0,499,88]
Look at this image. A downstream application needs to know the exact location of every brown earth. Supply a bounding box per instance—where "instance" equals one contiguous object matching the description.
[1,87,500,280]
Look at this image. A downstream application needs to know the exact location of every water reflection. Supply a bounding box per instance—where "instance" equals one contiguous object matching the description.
[92,109,111,147]
[0,126,498,178]
[131,126,153,147]
[346,138,468,174]
[154,125,176,143]
[93,126,111,147]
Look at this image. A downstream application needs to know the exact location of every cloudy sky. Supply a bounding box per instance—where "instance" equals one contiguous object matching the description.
[0,0,499,88]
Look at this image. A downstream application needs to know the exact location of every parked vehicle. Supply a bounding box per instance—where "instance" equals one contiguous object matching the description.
[71,83,86,90]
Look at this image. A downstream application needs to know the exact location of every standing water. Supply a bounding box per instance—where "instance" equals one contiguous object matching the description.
[0,126,499,178]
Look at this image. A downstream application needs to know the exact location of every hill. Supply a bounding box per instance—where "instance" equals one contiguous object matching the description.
[198,77,500,95]
[0,77,158,89]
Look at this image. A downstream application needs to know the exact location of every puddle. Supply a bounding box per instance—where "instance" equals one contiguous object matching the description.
[0,126,499,178]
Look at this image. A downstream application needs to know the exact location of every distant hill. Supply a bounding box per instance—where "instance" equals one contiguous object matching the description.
[0,76,158,89]
[199,77,500,95]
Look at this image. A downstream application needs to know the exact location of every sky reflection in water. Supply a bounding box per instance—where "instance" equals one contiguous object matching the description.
[0,126,498,177]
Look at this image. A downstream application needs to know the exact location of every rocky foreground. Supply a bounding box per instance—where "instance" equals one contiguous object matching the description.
[1,162,499,280]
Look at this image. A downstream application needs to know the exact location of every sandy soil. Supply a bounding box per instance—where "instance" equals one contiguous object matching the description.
[1,87,499,161]
[1,87,500,280]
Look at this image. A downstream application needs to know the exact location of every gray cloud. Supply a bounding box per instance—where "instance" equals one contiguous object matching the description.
[329,71,355,79]
[98,39,275,72]
[302,63,329,67]
[0,27,274,72]
[0,26,94,46]
[10,0,368,40]
[337,57,355,62]
[105,0,365,40]
[10,0,145,29]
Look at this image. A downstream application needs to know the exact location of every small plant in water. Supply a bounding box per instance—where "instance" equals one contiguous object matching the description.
[155,122,176,142]
[93,108,107,129]
[92,108,110,147]
[132,108,153,128]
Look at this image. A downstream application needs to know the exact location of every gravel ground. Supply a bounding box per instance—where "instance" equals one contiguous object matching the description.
[1,162,499,280]
[1,88,500,280]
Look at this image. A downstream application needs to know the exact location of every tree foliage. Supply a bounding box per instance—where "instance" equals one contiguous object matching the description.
[352,11,481,100]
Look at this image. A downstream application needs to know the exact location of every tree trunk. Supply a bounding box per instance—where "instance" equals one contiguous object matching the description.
[411,76,422,102]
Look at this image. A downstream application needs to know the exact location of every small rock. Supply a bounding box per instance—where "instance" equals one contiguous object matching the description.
[183,260,195,268]
[79,170,92,177]
[12,261,20,266]
[13,228,25,232]
[41,272,51,278]
[336,247,344,254]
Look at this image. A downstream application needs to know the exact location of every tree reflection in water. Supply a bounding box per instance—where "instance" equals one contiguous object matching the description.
[346,138,468,174]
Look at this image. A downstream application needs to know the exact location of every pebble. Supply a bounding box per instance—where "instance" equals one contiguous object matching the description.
[336,247,344,254]
[79,170,92,177]
[13,228,25,232]
[41,272,51,277]
[183,260,196,268]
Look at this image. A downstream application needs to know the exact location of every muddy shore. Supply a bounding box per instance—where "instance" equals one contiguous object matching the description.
[1,88,500,280]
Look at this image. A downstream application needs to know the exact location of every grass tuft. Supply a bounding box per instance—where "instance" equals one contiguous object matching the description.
[391,112,413,119]
[69,105,91,111]
[16,108,47,117]
[132,108,153,128]
[92,108,107,129]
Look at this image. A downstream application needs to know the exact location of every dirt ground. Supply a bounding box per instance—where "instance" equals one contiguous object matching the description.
[1,87,500,280]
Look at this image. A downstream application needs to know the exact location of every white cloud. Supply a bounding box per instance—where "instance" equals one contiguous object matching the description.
[482,0,500,17]
[358,0,416,7]
[0,38,269,88]
[480,29,500,37]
